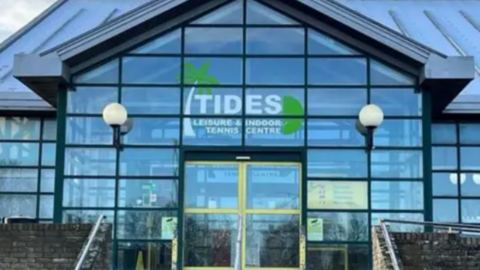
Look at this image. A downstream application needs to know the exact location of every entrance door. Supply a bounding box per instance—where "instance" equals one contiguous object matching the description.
[184,161,302,270]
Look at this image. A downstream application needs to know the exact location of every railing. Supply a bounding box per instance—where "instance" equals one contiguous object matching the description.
[379,219,480,270]
[74,215,106,270]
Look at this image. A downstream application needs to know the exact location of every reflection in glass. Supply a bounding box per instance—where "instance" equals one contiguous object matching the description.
[43,119,57,141]
[461,147,480,170]
[370,60,414,85]
[245,119,305,146]
[0,143,39,166]
[183,88,243,115]
[118,179,178,208]
[67,87,118,114]
[123,118,180,145]
[63,210,115,224]
[308,88,366,116]
[183,118,242,146]
[247,0,298,25]
[131,30,180,54]
[246,165,299,209]
[246,58,304,85]
[41,170,55,192]
[122,57,180,84]
[433,173,458,196]
[461,173,480,197]
[433,199,458,222]
[0,168,37,192]
[432,147,457,170]
[247,28,304,55]
[307,245,369,270]
[0,195,36,218]
[117,242,172,270]
[64,148,117,176]
[185,27,242,54]
[184,58,242,85]
[41,143,56,166]
[122,87,180,115]
[307,212,368,241]
[0,117,40,140]
[460,123,480,144]
[193,0,243,24]
[120,149,178,176]
[308,119,364,146]
[185,164,238,208]
[117,211,177,240]
[185,214,237,267]
[374,119,422,147]
[308,150,368,178]
[63,179,115,207]
[371,88,421,116]
[308,58,367,85]
[461,200,480,223]
[371,150,423,178]
[73,59,119,84]
[307,181,368,210]
[371,181,424,210]
[40,195,54,219]
[308,29,358,55]
[372,213,424,232]
[66,117,112,145]
[432,123,456,144]
[246,214,299,268]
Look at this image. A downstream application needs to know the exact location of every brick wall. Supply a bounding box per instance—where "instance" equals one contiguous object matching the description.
[372,226,480,270]
[0,223,112,270]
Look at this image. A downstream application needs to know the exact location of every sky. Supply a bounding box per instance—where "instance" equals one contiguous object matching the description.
[0,0,56,43]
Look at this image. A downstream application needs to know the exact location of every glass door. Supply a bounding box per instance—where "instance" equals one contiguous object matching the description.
[184,161,302,270]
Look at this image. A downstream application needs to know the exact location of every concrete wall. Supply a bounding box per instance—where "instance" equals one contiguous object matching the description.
[0,223,112,270]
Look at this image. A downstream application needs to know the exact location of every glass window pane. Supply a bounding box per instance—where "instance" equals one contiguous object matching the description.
[433,199,458,222]
[64,148,117,176]
[117,242,172,270]
[73,59,119,84]
[0,143,39,166]
[66,117,112,145]
[41,143,56,166]
[119,179,178,208]
[0,168,37,192]
[63,179,115,207]
[117,210,177,240]
[247,28,304,55]
[246,58,304,85]
[308,88,366,116]
[131,30,180,54]
[185,214,238,267]
[374,119,422,147]
[307,181,368,210]
[184,58,242,85]
[370,60,415,85]
[371,88,422,116]
[308,119,364,147]
[193,0,243,24]
[246,164,300,209]
[247,0,298,25]
[124,118,180,146]
[307,245,368,270]
[185,27,242,54]
[460,123,480,144]
[0,195,37,218]
[245,88,305,116]
[371,150,423,179]
[432,147,457,170]
[307,212,368,241]
[371,181,423,210]
[308,150,368,178]
[122,57,180,84]
[308,58,367,85]
[461,147,480,170]
[308,29,358,55]
[120,148,178,177]
[43,119,57,141]
[461,173,480,197]
[40,169,55,192]
[68,87,118,114]
[371,213,424,232]
[432,123,456,144]
[185,164,238,209]
[183,88,243,116]
[433,173,458,196]
[246,214,299,268]
[183,118,242,146]
[0,117,40,140]
[63,210,114,224]
[39,195,53,219]
[245,118,305,146]
[461,199,480,223]
[122,87,180,115]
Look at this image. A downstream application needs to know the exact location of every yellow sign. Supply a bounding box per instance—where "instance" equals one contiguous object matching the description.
[307,181,367,209]
[162,217,177,240]
[135,251,145,270]
[172,232,178,270]
[299,226,306,270]
[307,218,323,241]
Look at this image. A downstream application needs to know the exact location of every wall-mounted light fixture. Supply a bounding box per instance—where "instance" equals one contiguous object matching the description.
[357,104,384,150]
[102,103,133,150]
[450,173,466,185]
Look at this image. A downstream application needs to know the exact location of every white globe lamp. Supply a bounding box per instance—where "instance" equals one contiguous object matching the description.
[102,103,128,127]
[359,104,384,129]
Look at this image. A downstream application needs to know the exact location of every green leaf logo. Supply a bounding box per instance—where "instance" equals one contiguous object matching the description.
[282,96,304,135]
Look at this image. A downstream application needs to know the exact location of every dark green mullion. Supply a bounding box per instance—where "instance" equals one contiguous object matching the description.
[421,84,433,233]
[302,25,309,266]
[241,1,247,147]
[365,57,373,270]
[35,119,45,220]
[456,122,462,223]
[53,87,67,223]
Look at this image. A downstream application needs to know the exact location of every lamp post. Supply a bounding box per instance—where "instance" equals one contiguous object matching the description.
[358,104,384,150]
[102,103,132,150]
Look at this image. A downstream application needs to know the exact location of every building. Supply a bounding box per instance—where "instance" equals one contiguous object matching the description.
[1,0,480,269]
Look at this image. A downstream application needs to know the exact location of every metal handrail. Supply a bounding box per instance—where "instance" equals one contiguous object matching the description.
[382,218,480,233]
[379,220,401,270]
[74,215,106,270]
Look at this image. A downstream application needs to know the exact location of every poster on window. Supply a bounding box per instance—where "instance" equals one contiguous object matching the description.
[307,181,368,210]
